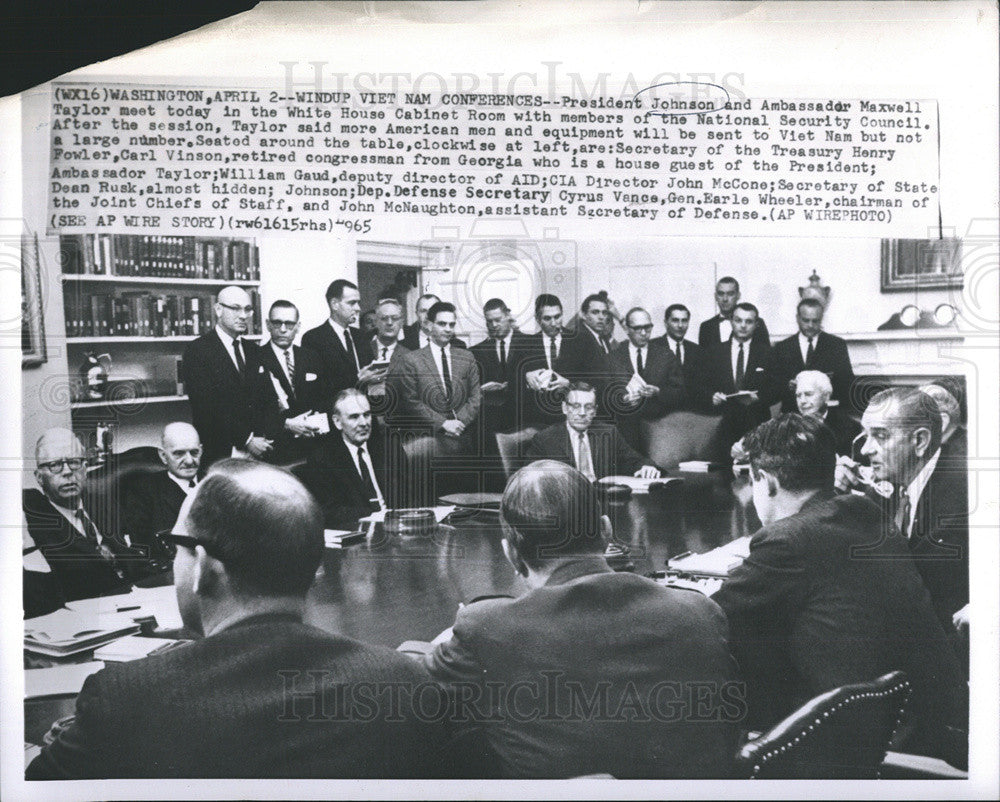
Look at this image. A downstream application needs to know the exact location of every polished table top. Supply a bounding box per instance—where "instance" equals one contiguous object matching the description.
[26,469,755,745]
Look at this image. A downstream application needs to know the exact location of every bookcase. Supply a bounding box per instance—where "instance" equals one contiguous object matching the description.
[59,234,262,453]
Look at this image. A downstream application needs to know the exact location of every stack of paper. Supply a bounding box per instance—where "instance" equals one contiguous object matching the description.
[324,529,367,548]
[94,635,187,662]
[667,536,751,577]
[25,661,104,699]
[25,609,140,657]
[597,476,682,494]
[64,585,183,630]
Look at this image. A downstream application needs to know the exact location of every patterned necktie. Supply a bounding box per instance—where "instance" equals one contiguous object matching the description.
[356,446,381,511]
[233,337,246,376]
[577,431,596,481]
[549,336,558,367]
[636,347,645,378]
[498,338,507,371]
[284,347,295,384]
[77,508,121,573]
[735,343,746,390]
[806,337,815,365]
[440,346,452,402]
[343,328,359,370]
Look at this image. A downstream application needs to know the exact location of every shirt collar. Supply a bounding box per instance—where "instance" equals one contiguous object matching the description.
[215,324,238,347]
[168,472,197,493]
[906,448,941,508]
[543,557,613,587]
[328,318,348,338]
[374,338,396,355]
[269,340,291,359]
[628,341,645,355]
[494,331,513,348]
[565,421,588,440]
[343,434,366,455]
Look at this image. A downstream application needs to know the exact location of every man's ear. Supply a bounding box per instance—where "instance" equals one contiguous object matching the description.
[501,537,529,579]
[191,545,224,597]
[157,447,168,467]
[911,426,932,458]
[757,468,779,497]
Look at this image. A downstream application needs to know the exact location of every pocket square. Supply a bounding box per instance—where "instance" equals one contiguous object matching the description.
[305,372,317,381]
[258,365,265,373]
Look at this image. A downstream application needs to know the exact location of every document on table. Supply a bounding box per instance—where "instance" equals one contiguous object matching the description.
[25,661,104,699]
[597,476,683,494]
[357,506,456,524]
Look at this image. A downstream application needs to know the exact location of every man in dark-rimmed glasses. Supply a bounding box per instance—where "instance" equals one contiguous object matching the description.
[27,458,446,779]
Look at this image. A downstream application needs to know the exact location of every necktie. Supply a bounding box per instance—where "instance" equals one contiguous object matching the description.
[635,347,645,378]
[284,347,295,384]
[440,346,452,402]
[233,337,246,376]
[188,479,196,489]
[498,339,507,371]
[675,340,683,363]
[381,345,388,360]
[806,337,815,365]
[549,336,558,367]
[343,328,359,371]
[895,488,912,538]
[600,336,610,354]
[356,446,382,511]
[735,343,746,390]
[77,509,121,573]
[577,431,596,481]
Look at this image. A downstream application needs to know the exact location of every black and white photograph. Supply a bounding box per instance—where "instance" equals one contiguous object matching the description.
[2,1,997,799]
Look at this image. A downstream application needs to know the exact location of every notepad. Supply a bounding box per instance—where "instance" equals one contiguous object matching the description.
[25,661,104,698]
[94,635,188,662]
[667,536,751,577]
[25,609,140,657]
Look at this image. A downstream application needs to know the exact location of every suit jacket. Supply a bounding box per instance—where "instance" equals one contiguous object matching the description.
[526,422,648,479]
[297,434,392,528]
[258,342,331,462]
[424,558,740,778]
[393,344,482,432]
[120,470,188,553]
[26,613,446,778]
[652,336,711,412]
[819,406,862,457]
[401,322,467,351]
[607,340,685,420]
[702,337,773,442]
[516,329,574,425]
[182,330,278,466]
[698,313,770,350]
[555,324,614,405]
[767,331,855,412]
[23,489,134,604]
[470,332,535,433]
[301,320,374,397]
[712,491,968,760]
[367,339,411,418]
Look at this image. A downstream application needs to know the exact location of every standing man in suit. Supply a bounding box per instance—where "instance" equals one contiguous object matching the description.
[654,303,710,411]
[527,382,660,479]
[259,300,330,463]
[421,461,740,778]
[767,298,855,413]
[367,298,410,417]
[401,292,467,350]
[121,422,202,559]
[301,279,383,398]
[23,429,135,604]
[698,276,770,350]
[394,301,482,455]
[835,387,968,634]
[557,294,616,412]
[182,285,277,466]
[519,293,572,426]
[471,298,534,437]
[27,459,446,779]
[298,390,391,528]
[704,302,773,447]
[608,307,685,450]
[713,415,967,763]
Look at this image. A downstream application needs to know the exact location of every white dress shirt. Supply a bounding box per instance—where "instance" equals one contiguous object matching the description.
[730,337,750,385]
[269,341,294,384]
[51,499,104,545]
[168,472,199,496]
[372,339,399,362]
[567,422,596,480]
[215,325,244,372]
[718,317,733,343]
[430,342,454,391]
[544,332,563,370]
[628,342,648,375]
[902,448,941,538]
[667,337,685,364]
[345,436,386,510]
[798,331,818,365]
[329,319,359,369]
[494,331,514,363]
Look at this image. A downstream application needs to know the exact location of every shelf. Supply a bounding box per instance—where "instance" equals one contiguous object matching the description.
[71,394,189,410]
[62,275,260,286]
[66,334,262,344]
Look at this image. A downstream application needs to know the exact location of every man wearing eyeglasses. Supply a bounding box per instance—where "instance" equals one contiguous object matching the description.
[26,459,447,779]
[120,422,204,564]
[258,299,330,463]
[182,285,278,466]
[526,382,660,480]
[23,428,135,607]
[608,307,685,451]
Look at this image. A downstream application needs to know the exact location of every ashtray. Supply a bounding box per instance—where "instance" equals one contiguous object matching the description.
[384,508,437,537]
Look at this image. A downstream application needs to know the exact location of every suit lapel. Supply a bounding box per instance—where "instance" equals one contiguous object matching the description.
[261,342,295,401]
[211,330,242,381]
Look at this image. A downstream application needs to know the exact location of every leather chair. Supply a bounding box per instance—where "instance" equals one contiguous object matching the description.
[640,411,727,468]
[85,447,163,537]
[734,671,911,779]
[496,427,539,478]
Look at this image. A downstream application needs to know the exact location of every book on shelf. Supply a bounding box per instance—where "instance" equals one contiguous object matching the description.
[60,234,260,281]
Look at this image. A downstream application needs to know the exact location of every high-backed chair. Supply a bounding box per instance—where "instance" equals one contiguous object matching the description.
[734,671,911,779]
[85,447,163,536]
[640,411,727,468]
[496,427,539,478]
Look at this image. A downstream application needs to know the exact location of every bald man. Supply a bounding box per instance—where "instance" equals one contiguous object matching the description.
[121,422,204,558]
[23,429,135,606]
[182,286,280,466]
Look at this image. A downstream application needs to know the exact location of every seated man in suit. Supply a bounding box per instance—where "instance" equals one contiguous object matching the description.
[608,307,684,450]
[301,279,384,399]
[121,422,202,560]
[259,299,330,464]
[519,293,572,425]
[421,460,740,778]
[835,387,969,635]
[794,369,860,456]
[27,458,446,779]
[698,276,770,350]
[527,382,660,480]
[298,389,392,528]
[654,303,709,411]
[182,285,278,466]
[713,415,968,764]
[767,297,855,413]
[401,292,467,350]
[471,298,534,438]
[23,429,136,605]
[704,302,772,448]
[919,381,967,462]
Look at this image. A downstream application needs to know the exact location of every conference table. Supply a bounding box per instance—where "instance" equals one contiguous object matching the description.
[25,468,756,746]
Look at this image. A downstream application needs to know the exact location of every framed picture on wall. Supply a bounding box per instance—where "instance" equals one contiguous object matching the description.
[880,237,963,292]
[21,233,47,367]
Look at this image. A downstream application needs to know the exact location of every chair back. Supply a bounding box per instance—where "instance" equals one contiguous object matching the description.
[734,671,911,779]
[641,411,726,467]
[85,447,164,534]
[496,427,539,478]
